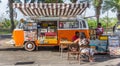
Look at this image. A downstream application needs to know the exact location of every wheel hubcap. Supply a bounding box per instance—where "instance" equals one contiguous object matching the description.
[27,43,33,49]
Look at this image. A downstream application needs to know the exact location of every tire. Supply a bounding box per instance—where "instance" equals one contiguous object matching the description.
[24,41,36,51]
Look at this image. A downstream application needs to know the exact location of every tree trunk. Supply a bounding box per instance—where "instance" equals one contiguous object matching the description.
[96,4,102,25]
[96,7,100,25]
[96,15,99,24]
[117,10,120,22]
[8,0,15,32]
[94,0,102,25]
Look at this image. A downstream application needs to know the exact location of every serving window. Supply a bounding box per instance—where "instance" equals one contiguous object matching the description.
[59,20,87,29]
[59,21,79,29]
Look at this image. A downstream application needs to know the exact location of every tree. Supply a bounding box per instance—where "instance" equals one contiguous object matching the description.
[8,0,15,32]
[102,0,120,22]
[93,0,103,24]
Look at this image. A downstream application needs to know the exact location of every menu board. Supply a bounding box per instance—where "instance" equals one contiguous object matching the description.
[108,36,120,56]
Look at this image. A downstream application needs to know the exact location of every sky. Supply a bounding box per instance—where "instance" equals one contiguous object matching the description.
[0,0,117,21]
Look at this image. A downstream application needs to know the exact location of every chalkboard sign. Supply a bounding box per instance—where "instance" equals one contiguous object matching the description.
[108,36,120,57]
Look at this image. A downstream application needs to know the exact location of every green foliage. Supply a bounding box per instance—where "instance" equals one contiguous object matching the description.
[0,29,11,34]
[87,18,97,29]
[93,0,99,7]
[100,17,117,28]
[0,19,18,29]
[3,19,11,28]
[0,19,18,34]
[87,17,117,29]
[93,0,102,7]
[102,0,120,13]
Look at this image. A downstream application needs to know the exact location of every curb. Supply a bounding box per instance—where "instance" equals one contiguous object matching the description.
[0,34,12,38]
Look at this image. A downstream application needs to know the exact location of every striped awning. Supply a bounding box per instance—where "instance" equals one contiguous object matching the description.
[13,2,89,17]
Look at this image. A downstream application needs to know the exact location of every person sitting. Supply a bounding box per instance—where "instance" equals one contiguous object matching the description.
[73,32,95,62]
[72,31,79,41]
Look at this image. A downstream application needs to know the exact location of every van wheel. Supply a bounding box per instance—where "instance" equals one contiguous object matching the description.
[24,41,36,51]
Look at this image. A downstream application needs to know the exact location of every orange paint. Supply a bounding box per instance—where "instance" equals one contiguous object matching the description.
[58,29,90,44]
[13,29,24,47]
[13,29,90,47]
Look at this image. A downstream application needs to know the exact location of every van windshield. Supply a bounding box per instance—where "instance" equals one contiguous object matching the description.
[16,22,37,30]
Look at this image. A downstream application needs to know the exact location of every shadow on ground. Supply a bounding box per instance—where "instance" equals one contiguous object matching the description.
[0,46,60,52]
[0,47,25,51]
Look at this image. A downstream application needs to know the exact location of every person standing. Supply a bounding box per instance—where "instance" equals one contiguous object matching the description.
[113,24,116,33]
[96,23,104,38]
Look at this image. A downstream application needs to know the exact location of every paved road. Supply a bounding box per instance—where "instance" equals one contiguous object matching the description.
[0,38,120,66]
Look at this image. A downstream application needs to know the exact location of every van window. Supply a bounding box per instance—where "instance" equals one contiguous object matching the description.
[82,20,86,28]
[59,21,79,29]
[79,20,87,28]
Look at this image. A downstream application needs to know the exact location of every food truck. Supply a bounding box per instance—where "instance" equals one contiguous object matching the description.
[12,2,89,51]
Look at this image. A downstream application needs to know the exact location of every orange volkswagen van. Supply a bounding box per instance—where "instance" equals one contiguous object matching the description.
[12,17,90,51]
[12,2,89,51]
